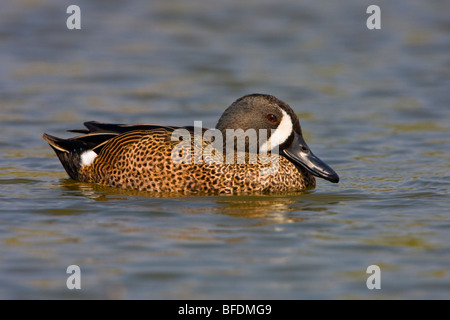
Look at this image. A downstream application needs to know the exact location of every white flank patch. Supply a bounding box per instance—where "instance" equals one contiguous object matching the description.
[259,109,293,153]
[80,150,98,167]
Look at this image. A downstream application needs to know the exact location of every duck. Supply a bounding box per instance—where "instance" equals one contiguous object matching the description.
[43,93,339,194]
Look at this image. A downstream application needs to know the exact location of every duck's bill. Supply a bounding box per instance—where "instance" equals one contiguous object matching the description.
[283,133,339,183]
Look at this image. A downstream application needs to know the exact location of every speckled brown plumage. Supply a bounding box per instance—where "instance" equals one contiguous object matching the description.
[77,128,315,194]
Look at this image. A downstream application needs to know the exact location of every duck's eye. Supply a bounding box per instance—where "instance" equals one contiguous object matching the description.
[266,114,277,123]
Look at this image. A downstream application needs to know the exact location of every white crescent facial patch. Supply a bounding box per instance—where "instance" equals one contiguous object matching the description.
[259,109,293,153]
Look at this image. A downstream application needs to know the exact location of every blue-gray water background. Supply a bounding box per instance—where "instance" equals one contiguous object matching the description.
[0,0,449,299]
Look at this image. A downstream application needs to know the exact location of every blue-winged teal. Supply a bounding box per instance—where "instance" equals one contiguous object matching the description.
[43,94,339,194]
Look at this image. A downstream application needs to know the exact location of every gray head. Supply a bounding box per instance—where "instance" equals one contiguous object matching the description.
[216,93,339,183]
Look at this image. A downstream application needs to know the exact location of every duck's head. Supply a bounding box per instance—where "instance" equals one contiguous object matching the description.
[216,93,339,183]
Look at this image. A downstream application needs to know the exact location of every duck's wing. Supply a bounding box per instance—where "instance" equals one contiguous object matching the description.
[68,121,178,134]
[68,121,208,151]
[44,120,213,181]
[63,121,185,154]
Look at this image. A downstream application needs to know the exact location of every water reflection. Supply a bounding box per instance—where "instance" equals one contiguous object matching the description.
[58,178,343,223]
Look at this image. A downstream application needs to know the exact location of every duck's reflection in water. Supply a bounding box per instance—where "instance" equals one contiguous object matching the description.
[59,179,340,226]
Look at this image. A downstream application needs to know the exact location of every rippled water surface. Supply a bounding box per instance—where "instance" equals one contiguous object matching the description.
[0,0,449,299]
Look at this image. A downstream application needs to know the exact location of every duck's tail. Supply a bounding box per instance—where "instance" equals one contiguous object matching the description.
[43,121,163,180]
[42,133,92,180]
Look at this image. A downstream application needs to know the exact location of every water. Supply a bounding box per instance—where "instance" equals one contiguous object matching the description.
[0,0,449,299]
